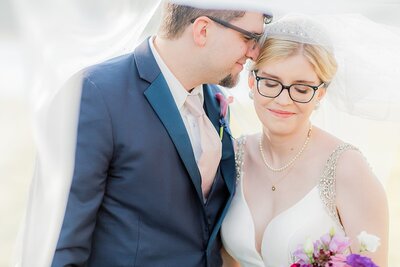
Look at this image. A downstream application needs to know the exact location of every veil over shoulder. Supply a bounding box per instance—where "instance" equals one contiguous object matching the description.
[12,1,162,266]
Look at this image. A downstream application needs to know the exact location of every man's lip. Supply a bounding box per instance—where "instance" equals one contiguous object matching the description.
[236,62,244,70]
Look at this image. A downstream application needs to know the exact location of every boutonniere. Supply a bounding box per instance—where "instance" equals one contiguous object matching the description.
[215,92,234,140]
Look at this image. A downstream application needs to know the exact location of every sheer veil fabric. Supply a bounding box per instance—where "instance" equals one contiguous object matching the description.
[229,13,400,184]
[11,0,400,266]
[12,1,162,266]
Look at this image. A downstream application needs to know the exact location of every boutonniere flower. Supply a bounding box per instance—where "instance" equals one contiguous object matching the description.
[215,92,234,140]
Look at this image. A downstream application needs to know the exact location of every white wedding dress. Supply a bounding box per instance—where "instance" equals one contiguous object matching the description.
[221,137,355,267]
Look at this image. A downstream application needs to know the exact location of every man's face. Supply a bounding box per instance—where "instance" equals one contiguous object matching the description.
[210,12,265,88]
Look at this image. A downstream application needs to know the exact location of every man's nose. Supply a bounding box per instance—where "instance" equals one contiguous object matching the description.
[246,41,260,61]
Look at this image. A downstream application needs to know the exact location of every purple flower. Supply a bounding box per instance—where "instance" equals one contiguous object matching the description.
[292,246,311,264]
[346,254,379,267]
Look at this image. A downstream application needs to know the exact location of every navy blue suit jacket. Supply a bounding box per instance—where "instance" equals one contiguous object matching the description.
[52,38,236,267]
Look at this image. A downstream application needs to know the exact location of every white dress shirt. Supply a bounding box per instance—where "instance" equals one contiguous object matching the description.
[149,36,204,162]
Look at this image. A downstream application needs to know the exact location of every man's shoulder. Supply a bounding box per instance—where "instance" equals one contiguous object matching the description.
[84,52,135,79]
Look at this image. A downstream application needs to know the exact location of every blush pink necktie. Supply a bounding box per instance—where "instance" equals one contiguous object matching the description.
[185,94,222,199]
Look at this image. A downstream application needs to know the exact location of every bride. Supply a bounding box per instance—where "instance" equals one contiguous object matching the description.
[221,14,389,267]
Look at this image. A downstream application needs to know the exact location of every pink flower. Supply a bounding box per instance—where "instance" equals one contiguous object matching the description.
[215,92,233,118]
[320,233,332,248]
[313,240,322,257]
[330,254,351,267]
[215,92,234,140]
[329,235,351,254]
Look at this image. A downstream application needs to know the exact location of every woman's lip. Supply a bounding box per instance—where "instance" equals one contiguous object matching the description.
[268,108,296,117]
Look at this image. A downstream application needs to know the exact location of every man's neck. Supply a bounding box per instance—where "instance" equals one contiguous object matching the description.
[153,36,203,91]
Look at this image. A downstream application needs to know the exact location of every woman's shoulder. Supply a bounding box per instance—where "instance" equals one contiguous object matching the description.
[314,127,360,159]
[317,129,368,171]
[315,130,376,188]
[233,133,264,170]
[334,146,374,185]
[234,133,260,150]
[313,128,372,182]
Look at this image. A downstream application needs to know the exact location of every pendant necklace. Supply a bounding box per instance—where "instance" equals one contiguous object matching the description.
[259,126,312,191]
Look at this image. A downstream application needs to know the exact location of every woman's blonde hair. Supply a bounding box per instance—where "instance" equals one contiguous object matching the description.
[252,38,338,85]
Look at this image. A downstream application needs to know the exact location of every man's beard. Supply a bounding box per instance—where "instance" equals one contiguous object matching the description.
[218,73,240,88]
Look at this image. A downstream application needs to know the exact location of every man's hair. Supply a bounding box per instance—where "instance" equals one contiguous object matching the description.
[159,3,246,39]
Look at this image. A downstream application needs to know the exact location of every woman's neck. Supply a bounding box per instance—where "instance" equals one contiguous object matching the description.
[261,122,313,166]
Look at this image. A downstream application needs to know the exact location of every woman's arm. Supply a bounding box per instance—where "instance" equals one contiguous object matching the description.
[221,247,240,267]
[336,149,389,267]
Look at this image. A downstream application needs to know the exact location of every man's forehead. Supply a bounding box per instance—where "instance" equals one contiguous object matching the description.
[169,0,273,16]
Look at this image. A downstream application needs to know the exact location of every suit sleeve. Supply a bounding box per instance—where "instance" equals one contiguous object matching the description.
[52,75,114,266]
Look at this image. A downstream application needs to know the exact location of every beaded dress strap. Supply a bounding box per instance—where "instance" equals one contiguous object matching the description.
[235,136,247,185]
[318,143,359,229]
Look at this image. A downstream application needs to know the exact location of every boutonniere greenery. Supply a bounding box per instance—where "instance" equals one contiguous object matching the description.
[215,92,234,140]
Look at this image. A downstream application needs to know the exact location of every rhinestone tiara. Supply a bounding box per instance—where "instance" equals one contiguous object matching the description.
[264,14,334,52]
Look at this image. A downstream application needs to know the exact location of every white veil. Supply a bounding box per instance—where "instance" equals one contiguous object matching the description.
[12,1,162,266]
[11,0,400,266]
[228,13,400,185]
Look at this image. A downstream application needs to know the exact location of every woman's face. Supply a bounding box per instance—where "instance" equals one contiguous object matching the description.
[249,53,326,136]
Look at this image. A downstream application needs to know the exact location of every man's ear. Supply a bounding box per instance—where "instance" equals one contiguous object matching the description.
[192,17,211,47]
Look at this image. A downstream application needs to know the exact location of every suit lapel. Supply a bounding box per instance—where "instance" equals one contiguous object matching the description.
[135,38,204,203]
[203,85,236,250]
[134,39,236,229]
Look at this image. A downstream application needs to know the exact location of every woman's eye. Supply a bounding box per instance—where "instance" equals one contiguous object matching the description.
[264,81,279,87]
[293,86,311,94]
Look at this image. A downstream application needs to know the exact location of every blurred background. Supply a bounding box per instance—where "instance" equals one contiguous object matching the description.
[1,0,399,266]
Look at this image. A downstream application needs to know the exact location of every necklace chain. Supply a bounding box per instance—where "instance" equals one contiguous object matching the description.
[259,126,312,173]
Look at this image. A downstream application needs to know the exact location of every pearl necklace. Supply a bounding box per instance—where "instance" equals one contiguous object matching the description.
[259,126,312,173]
[259,126,312,191]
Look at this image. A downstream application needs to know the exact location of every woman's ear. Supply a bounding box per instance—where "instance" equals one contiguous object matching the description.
[248,72,255,89]
[317,86,327,101]
[248,73,256,99]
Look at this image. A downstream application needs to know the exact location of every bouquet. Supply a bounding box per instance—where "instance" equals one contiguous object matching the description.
[290,228,380,267]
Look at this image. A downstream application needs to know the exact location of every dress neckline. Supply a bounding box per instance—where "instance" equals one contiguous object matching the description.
[239,170,318,260]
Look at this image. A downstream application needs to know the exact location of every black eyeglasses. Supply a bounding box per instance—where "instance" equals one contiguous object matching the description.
[190,14,273,49]
[253,70,325,103]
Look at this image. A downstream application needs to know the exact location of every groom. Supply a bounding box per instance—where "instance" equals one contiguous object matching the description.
[52,1,270,266]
